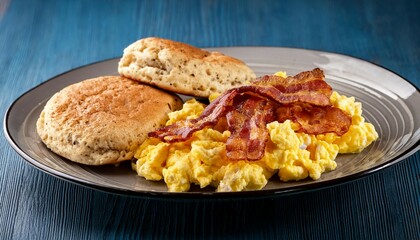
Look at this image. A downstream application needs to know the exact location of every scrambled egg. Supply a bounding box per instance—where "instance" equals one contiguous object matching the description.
[133,91,378,192]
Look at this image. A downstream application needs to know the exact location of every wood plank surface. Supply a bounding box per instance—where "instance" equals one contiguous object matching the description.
[0,0,419,239]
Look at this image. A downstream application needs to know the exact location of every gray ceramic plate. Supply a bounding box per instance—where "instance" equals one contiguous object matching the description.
[4,47,420,198]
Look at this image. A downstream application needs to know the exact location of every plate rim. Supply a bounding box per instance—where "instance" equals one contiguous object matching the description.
[3,46,420,199]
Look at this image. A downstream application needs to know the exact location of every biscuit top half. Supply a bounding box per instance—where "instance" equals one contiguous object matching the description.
[118,37,256,97]
[37,76,183,165]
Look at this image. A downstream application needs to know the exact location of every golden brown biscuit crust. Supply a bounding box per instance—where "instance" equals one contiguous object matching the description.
[36,76,183,165]
[118,37,256,97]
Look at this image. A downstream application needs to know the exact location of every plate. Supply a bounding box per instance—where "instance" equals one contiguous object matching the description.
[4,47,420,198]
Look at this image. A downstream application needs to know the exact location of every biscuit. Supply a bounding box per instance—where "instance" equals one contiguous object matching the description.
[36,76,183,165]
[118,37,256,97]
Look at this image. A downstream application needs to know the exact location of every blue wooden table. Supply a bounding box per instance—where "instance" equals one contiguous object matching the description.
[1,0,419,239]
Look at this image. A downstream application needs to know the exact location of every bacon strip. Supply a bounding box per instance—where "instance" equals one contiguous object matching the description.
[148,89,237,142]
[276,103,351,136]
[148,68,352,161]
[148,79,330,142]
[225,95,275,160]
[253,68,332,97]
[234,85,331,106]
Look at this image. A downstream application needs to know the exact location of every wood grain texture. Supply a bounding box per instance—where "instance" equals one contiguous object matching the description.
[0,0,419,239]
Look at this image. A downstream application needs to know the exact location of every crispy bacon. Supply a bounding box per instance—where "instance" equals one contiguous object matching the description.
[276,103,351,136]
[252,68,332,105]
[254,68,332,96]
[225,95,275,160]
[148,68,352,161]
[234,85,331,106]
[148,89,237,142]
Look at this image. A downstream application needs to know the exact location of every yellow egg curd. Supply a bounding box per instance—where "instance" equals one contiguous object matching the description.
[133,91,378,192]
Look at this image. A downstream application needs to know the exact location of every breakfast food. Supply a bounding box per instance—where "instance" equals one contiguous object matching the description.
[118,37,256,98]
[132,69,378,192]
[36,37,378,193]
[37,76,183,165]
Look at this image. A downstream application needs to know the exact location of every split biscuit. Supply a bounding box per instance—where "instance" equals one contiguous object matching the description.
[36,76,183,165]
[118,37,256,97]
